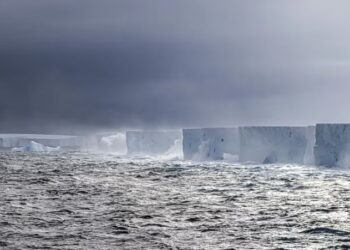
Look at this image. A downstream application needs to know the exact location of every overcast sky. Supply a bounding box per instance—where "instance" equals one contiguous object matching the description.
[1,0,350,134]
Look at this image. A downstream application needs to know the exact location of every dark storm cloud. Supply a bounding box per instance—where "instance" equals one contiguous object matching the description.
[1,0,350,133]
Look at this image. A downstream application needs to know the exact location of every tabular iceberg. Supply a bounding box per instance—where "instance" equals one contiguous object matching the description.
[12,141,60,152]
[0,134,81,150]
[182,128,239,161]
[314,124,350,167]
[239,126,314,164]
[126,131,181,156]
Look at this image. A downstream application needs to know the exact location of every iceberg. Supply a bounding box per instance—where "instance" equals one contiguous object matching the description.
[12,141,60,152]
[182,128,239,161]
[126,130,181,156]
[239,126,314,164]
[314,124,350,167]
[0,134,81,150]
[0,133,125,153]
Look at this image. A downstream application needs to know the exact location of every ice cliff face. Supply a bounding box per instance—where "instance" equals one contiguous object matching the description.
[239,126,314,164]
[314,124,350,167]
[126,131,181,156]
[182,128,239,161]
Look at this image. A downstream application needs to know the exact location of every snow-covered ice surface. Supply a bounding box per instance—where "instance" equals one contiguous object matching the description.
[314,124,350,167]
[183,128,239,161]
[126,131,181,156]
[1,152,350,249]
[239,126,313,164]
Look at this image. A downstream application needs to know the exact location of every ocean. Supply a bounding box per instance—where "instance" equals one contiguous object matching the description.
[1,152,350,249]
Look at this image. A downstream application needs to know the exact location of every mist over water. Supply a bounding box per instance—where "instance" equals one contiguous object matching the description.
[99,133,127,154]
[2,152,350,249]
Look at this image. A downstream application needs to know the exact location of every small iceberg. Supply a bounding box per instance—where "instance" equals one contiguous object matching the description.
[12,141,60,152]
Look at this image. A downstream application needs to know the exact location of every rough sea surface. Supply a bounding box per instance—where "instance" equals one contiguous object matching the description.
[2,152,350,249]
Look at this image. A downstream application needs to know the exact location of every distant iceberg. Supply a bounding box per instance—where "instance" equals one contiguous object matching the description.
[12,141,60,152]
[0,134,81,150]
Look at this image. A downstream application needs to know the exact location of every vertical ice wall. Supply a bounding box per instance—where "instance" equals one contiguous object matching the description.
[314,124,350,167]
[182,128,239,161]
[126,131,181,156]
[239,126,313,164]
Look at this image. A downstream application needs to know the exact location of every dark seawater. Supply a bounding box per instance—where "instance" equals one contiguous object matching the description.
[2,152,350,249]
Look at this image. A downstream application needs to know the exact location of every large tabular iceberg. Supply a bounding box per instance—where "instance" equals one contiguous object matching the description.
[239,126,315,164]
[314,124,350,167]
[126,131,181,156]
[0,134,81,150]
[0,133,128,153]
[182,128,239,161]
[12,141,60,152]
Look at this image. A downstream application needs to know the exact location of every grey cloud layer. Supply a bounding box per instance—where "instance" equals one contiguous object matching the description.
[1,0,350,133]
